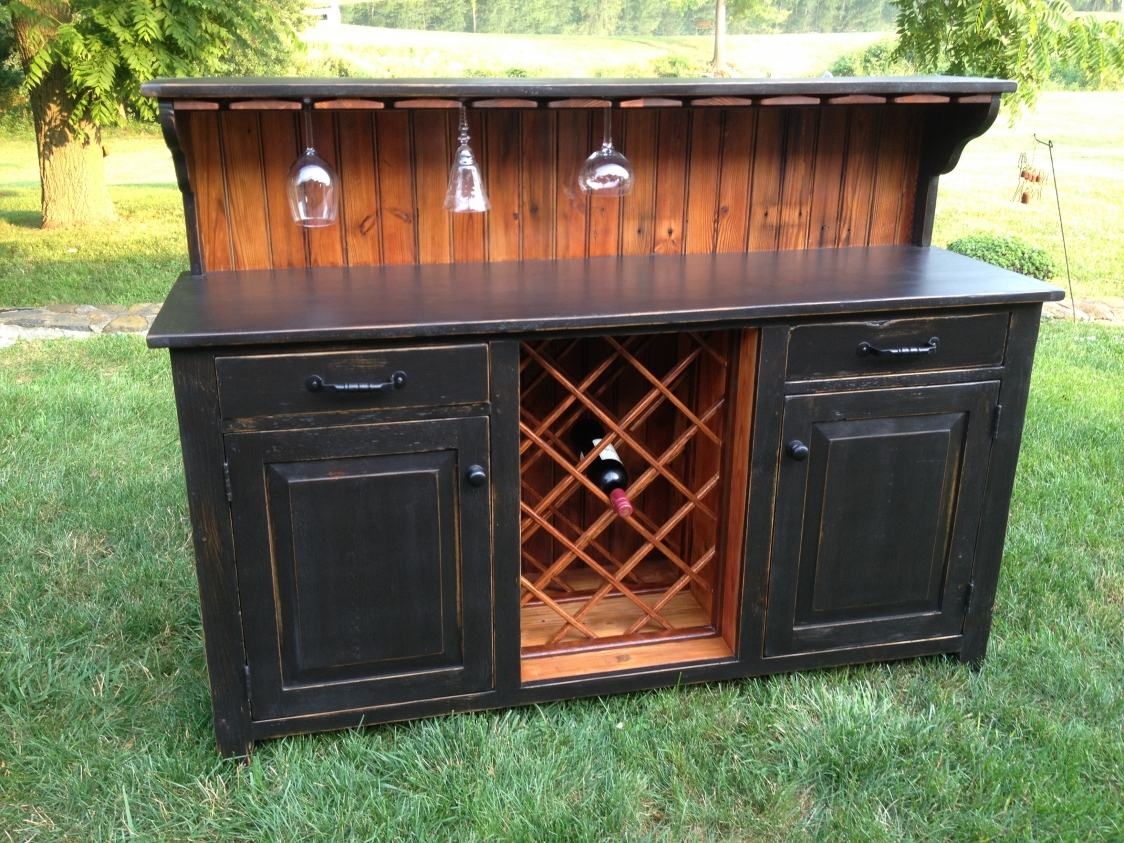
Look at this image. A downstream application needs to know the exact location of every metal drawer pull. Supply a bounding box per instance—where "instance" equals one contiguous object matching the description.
[305,370,407,394]
[856,336,939,359]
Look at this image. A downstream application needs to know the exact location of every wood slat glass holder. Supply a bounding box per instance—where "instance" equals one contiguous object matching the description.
[229,100,301,110]
[313,99,385,110]
[547,98,611,109]
[760,95,822,106]
[620,98,683,108]
[827,94,887,105]
[893,94,951,104]
[392,98,462,109]
[471,98,539,109]
[172,100,219,111]
[689,97,754,107]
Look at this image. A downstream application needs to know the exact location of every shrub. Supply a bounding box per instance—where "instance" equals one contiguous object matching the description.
[651,55,702,78]
[829,39,914,77]
[947,234,1057,281]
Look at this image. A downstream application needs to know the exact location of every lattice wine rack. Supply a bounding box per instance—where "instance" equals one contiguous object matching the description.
[518,330,757,681]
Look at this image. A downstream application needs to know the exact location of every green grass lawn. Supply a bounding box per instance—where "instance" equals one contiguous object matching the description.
[0,128,186,307]
[301,24,882,78]
[932,90,1124,303]
[0,324,1120,838]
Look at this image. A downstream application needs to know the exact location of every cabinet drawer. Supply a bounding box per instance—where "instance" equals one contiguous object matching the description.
[216,344,488,420]
[785,313,1008,380]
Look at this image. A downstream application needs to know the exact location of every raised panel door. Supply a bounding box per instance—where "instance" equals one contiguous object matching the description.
[226,417,492,720]
[764,382,999,657]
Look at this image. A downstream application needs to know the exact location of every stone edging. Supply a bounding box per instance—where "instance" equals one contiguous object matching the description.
[1041,297,1124,324]
[0,303,161,348]
[1,298,1120,349]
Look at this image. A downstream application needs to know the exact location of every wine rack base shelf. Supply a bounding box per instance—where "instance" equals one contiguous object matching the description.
[143,76,1063,757]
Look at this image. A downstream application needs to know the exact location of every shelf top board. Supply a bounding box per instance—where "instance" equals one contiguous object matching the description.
[147,247,1063,349]
[141,75,1015,103]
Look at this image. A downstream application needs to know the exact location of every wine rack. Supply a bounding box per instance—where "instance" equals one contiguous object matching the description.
[519,329,757,681]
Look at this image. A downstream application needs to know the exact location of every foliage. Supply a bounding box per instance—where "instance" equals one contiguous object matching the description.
[0,4,24,111]
[829,37,915,75]
[343,0,895,36]
[349,0,727,36]
[781,0,896,32]
[947,233,1057,280]
[651,54,705,77]
[8,0,306,129]
[892,0,1124,111]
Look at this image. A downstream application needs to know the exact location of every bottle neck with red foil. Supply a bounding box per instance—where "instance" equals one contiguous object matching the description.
[608,487,634,518]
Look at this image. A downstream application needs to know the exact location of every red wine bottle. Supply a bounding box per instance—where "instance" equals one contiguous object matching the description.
[570,418,634,518]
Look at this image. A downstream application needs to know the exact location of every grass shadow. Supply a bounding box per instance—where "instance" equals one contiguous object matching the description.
[0,256,183,307]
[0,208,43,229]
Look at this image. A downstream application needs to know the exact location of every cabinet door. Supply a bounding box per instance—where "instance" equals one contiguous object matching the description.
[226,417,492,720]
[764,382,999,658]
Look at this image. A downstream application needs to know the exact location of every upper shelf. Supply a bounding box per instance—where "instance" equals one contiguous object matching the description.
[146,246,1062,349]
[142,75,1015,107]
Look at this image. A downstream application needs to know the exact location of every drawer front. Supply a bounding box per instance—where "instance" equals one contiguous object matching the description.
[785,313,1008,380]
[216,344,488,420]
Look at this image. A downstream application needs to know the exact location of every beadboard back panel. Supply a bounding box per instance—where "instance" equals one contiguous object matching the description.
[173,104,930,273]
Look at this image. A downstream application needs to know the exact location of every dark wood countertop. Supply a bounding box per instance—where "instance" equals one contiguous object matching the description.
[141,75,1015,102]
[147,247,1063,349]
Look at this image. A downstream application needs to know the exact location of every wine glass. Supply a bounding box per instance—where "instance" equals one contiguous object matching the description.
[577,107,633,196]
[287,100,339,228]
[444,105,490,213]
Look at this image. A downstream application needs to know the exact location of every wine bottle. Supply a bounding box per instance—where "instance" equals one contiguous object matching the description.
[570,417,634,518]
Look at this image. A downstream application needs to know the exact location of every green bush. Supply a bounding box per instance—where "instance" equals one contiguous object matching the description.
[947,234,1057,281]
[829,38,914,77]
[651,55,703,78]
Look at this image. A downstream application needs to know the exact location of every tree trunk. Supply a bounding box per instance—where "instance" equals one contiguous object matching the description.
[711,0,729,75]
[12,2,116,228]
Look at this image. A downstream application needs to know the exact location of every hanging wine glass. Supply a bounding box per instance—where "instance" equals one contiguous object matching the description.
[444,104,490,213]
[577,107,633,196]
[287,99,339,228]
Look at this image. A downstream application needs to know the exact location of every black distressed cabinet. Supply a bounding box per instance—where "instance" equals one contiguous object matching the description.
[762,381,999,657]
[142,77,1064,755]
[226,417,493,720]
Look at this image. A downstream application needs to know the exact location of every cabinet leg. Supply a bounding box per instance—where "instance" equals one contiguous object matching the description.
[214,723,253,760]
[957,643,988,672]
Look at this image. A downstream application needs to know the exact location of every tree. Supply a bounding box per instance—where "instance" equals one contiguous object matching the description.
[711,0,788,72]
[893,0,1124,112]
[5,0,305,228]
[712,0,728,69]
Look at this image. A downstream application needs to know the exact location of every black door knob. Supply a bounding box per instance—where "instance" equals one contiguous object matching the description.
[466,464,488,487]
[786,440,810,461]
